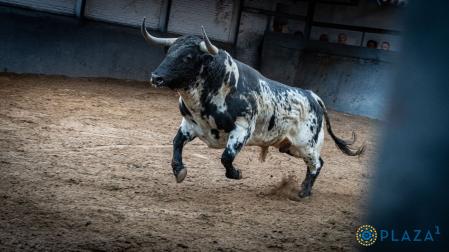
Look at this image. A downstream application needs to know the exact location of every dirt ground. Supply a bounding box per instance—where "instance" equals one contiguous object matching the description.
[0,74,379,251]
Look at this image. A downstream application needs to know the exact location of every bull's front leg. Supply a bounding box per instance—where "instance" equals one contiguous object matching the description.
[221,124,251,180]
[172,119,196,183]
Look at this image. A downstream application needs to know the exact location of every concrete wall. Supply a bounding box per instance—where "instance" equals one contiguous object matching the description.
[0,0,76,15]
[0,6,165,81]
[295,50,394,119]
[260,32,395,119]
[84,0,164,29]
[234,10,267,67]
[314,1,403,30]
[168,0,238,42]
[260,32,305,85]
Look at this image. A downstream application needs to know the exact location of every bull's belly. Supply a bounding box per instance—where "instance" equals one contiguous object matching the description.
[197,134,228,149]
[199,130,282,149]
[246,115,295,147]
[185,117,229,149]
[247,128,288,147]
[193,120,287,149]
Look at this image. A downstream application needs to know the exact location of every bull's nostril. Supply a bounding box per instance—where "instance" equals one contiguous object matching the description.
[155,77,164,83]
[151,73,164,85]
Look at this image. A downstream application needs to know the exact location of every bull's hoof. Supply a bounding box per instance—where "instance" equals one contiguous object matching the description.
[225,169,242,180]
[298,190,312,198]
[175,168,187,183]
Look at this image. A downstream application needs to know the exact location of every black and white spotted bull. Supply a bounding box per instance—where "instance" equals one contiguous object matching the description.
[141,18,365,197]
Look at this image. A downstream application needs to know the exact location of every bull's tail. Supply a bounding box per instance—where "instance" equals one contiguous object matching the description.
[316,98,366,156]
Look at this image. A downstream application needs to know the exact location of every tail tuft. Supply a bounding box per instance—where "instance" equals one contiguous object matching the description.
[331,131,366,156]
[319,101,366,156]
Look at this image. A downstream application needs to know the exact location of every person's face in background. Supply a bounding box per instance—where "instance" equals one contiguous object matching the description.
[319,34,329,42]
[367,40,378,48]
[381,41,390,50]
[337,33,347,44]
[273,20,288,33]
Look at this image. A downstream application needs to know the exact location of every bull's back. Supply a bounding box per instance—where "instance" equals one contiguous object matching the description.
[245,77,311,146]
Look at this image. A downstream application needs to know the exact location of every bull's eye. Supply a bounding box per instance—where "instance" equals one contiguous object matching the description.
[183,54,193,63]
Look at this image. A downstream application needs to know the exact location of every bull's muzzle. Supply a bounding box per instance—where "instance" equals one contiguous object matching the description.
[150,73,165,87]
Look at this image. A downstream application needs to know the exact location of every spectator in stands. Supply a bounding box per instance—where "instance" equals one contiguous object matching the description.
[337,33,347,44]
[367,40,378,48]
[273,20,288,33]
[381,41,390,50]
[319,34,329,42]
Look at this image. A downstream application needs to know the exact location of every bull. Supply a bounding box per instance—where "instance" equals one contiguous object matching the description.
[141,18,365,197]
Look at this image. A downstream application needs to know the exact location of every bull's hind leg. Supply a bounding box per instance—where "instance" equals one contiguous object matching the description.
[278,139,323,197]
[292,123,325,197]
[299,155,324,198]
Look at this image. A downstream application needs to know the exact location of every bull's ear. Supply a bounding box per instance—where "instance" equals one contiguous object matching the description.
[199,26,219,55]
[201,54,213,63]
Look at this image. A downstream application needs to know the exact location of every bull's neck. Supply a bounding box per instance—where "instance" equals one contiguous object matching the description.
[178,52,239,114]
[177,82,205,114]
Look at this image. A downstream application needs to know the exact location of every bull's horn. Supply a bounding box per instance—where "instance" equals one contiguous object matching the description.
[141,17,177,47]
[199,26,219,55]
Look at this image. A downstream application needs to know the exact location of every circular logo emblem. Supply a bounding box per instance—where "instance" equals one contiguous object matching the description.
[356,225,377,246]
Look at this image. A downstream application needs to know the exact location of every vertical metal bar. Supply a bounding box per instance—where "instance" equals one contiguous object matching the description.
[360,31,365,46]
[265,15,272,33]
[159,0,172,33]
[75,0,86,19]
[232,0,243,46]
[304,0,316,41]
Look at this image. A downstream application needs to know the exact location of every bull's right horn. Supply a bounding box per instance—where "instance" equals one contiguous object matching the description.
[141,17,177,47]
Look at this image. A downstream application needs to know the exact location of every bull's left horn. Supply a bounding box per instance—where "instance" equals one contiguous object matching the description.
[199,26,219,55]
[141,17,177,47]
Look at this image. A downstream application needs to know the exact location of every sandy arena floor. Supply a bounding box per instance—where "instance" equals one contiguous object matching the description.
[0,74,379,251]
